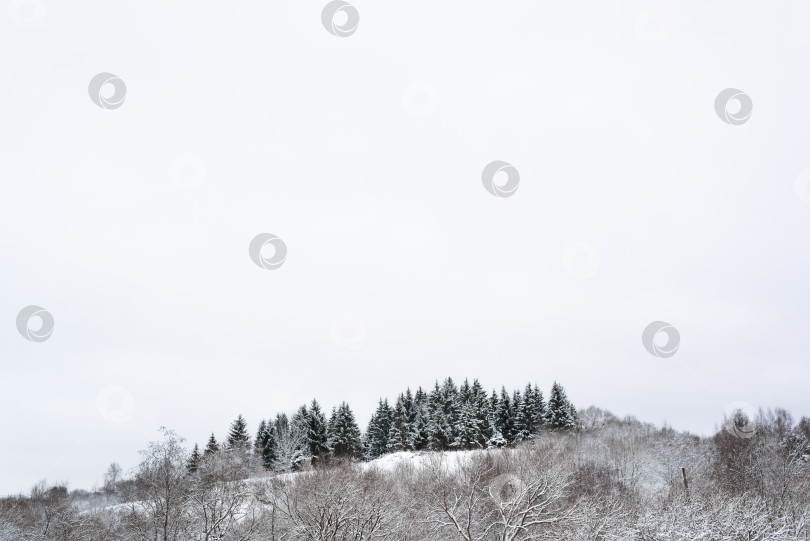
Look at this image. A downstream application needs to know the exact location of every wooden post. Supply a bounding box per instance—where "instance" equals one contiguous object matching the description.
[682,467,690,501]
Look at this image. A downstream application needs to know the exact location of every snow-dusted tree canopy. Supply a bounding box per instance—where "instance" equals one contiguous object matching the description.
[233,378,568,472]
[1,385,809,540]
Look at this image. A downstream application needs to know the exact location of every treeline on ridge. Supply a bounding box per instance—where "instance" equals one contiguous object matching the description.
[190,378,578,473]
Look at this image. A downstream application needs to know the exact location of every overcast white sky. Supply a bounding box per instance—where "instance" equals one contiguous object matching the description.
[2,0,810,496]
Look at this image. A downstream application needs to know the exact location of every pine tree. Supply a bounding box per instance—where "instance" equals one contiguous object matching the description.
[327,402,363,458]
[204,433,219,456]
[458,379,472,406]
[513,389,532,441]
[441,378,461,443]
[327,406,338,449]
[306,399,329,460]
[514,385,541,440]
[187,443,201,473]
[472,379,493,447]
[403,388,415,425]
[532,384,546,431]
[427,382,453,450]
[387,394,411,452]
[255,419,277,470]
[489,389,500,420]
[495,387,515,443]
[227,414,251,451]
[452,400,482,449]
[365,399,393,460]
[487,389,507,447]
[545,381,577,429]
[410,387,430,451]
[274,412,289,440]
[254,420,267,458]
[521,384,535,436]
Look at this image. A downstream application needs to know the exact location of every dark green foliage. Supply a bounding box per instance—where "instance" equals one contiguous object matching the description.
[545,382,577,429]
[306,400,329,460]
[200,379,576,469]
[387,393,411,452]
[187,443,201,473]
[495,387,514,442]
[204,433,219,456]
[365,399,393,459]
[255,419,277,470]
[327,402,363,458]
[410,387,430,451]
[226,414,250,450]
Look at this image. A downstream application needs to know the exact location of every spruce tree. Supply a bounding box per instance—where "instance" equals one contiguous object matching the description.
[472,379,493,447]
[364,399,393,460]
[440,378,461,443]
[520,384,536,436]
[545,381,577,429]
[403,388,415,425]
[387,394,411,452]
[227,414,251,451]
[458,379,472,407]
[255,419,277,470]
[489,389,500,421]
[513,389,532,441]
[532,384,546,430]
[204,433,219,456]
[327,406,338,449]
[274,413,289,440]
[427,382,453,450]
[187,443,201,473]
[306,399,329,460]
[495,387,514,443]
[254,420,268,458]
[452,400,482,449]
[487,389,507,447]
[410,387,430,451]
[327,402,363,458]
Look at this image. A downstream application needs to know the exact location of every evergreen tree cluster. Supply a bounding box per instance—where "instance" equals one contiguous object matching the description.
[193,379,577,472]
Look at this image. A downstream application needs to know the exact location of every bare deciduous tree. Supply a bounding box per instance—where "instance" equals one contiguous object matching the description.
[262,461,400,541]
[421,446,578,541]
[125,427,191,541]
[103,462,123,494]
[187,450,261,541]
